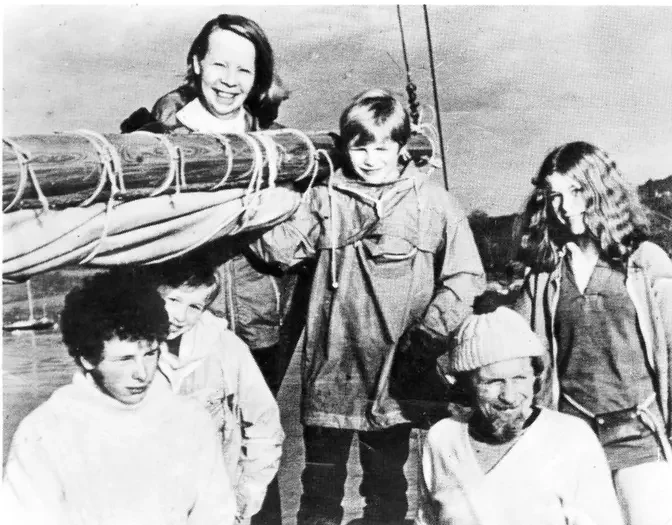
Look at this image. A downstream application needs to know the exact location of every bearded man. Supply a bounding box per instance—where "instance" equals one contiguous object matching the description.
[415,307,624,525]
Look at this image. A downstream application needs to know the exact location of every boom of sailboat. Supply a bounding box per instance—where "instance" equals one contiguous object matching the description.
[3,129,435,282]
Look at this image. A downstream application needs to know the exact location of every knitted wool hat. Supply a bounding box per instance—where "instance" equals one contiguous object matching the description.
[447,307,544,373]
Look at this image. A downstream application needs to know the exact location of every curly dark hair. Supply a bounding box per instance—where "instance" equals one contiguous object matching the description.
[515,141,650,272]
[60,269,169,366]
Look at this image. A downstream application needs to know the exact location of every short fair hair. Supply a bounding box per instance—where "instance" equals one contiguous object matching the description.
[143,252,220,306]
[339,89,411,150]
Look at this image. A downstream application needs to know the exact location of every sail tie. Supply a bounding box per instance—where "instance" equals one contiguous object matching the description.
[253,131,280,189]
[300,158,320,204]
[3,138,50,213]
[78,188,117,265]
[276,128,320,183]
[237,133,265,227]
[146,131,281,265]
[129,131,185,197]
[210,133,234,190]
[68,130,128,264]
[70,130,126,206]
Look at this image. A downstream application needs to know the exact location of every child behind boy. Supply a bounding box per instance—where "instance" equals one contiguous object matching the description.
[142,256,284,525]
[248,89,486,525]
[2,270,235,525]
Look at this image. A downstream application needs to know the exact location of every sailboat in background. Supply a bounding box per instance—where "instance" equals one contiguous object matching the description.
[3,280,56,332]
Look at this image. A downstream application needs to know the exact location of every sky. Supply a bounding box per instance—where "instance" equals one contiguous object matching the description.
[3,5,672,215]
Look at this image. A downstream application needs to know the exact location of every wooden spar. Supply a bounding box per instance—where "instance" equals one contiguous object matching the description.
[3,131,433,211]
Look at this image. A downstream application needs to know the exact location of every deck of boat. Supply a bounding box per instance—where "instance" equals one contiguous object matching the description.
[277,352,423,524]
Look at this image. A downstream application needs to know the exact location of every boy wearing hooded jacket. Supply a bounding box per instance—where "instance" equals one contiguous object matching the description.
[249,89,486,525]
[144,257,284,525]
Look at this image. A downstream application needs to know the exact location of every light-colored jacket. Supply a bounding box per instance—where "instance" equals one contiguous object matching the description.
[158,312,284,523]
[514,241,672,438]
[251,165,485,430]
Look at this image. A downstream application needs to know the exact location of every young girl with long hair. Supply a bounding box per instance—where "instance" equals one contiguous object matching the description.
[514,141,672,525]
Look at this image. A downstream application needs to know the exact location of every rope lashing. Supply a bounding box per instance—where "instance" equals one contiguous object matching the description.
[273,128,320,182]
[300,148,330,204]
[238,133,266,228]
[234,132,261,186]
[216,129,316,192]
[3,138,50,212]
[251,131,281,188]
[144,133,275,266]
[396,5,420,126]
[70,130,126,206]
[76,130,126,193]
[78,186,118,265]
[301,160,321,204]
[130,131,185,197]
[210,133,234,190]
[66,130,128,264]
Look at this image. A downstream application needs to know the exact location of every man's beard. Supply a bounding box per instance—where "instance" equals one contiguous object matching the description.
[470,403,529,444]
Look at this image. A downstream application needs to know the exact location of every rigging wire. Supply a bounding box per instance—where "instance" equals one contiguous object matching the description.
[422,5,449,190]
[649,207,672,225]
[396,5,420,126]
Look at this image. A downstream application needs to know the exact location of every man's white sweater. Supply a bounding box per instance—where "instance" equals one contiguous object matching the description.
[416,408,624,525]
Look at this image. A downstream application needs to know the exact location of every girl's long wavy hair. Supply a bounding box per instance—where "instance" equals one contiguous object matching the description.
[184,14,289,128]
[515,141,650,272]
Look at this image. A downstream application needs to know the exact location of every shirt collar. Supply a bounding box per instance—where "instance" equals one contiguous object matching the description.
[176,98,247,134]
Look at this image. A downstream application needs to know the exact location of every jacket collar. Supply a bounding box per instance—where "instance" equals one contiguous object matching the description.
[332,163,429,200]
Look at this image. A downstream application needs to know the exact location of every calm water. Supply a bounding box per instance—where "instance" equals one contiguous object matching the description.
[3,330,76,463]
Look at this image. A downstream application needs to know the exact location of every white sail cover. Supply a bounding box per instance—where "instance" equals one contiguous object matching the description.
[3,186,300,283]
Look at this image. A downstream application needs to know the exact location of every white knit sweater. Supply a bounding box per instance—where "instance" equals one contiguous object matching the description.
[416,408,624,525]
[2,371,236,525]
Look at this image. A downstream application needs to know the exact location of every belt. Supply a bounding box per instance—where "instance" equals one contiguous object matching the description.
[562,392,671,462]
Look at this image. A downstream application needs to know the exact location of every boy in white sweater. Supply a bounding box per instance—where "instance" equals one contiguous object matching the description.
[2,269,236,525]
[145,256,284,525]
